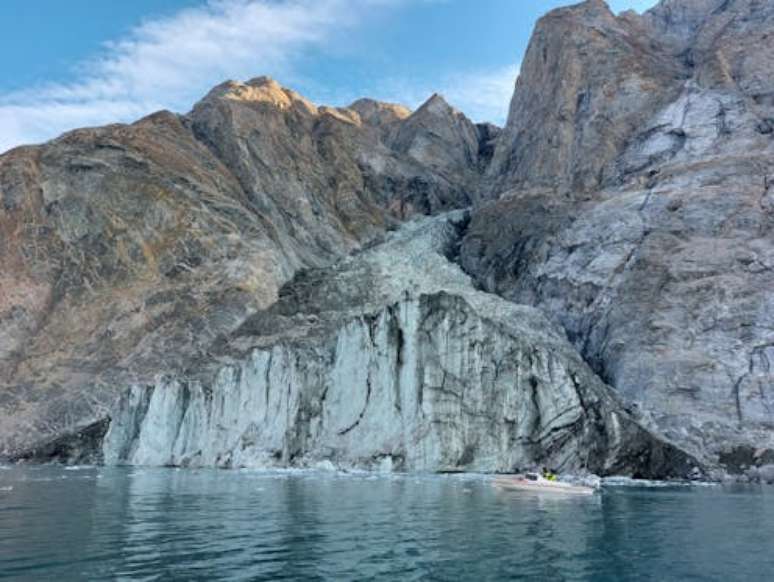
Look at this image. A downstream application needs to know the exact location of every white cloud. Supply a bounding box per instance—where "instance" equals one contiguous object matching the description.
[0,0,393,153]
[0,101,153,154]
[0,0,523,154]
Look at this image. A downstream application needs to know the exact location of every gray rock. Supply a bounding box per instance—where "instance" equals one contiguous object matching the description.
[389,94,483,206]
[3,0,768,480]
[0,79,484,457]
[462,0,774,465]
[485,0,685,196]
[101,213,697,478]
[757,465,774,484]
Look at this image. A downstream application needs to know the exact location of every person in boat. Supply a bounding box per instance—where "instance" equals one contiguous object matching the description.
[542,467,557,482]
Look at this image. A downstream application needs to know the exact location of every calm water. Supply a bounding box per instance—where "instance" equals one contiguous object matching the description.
[1,466,773,581]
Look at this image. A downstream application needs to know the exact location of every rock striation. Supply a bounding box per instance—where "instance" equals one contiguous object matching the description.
[485,0,685,196]
[0,80,490,458]
[4,0,771,477]
[462,0,774,467]
[101,213,697,477]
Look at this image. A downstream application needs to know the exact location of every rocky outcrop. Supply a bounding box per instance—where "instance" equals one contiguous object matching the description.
[348,98,411,136]
[389,94,483,206]
[0,111,282,458]
[475,123,501,169]
[462,0,774,466]
[5,0,769,477]
[485,0,685,196]
[191,79,481,222]
[101,213,698,478]
[0,78,488,458]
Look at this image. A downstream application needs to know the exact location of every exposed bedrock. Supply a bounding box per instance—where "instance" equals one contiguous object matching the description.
[462,0,774,465]
[102,214,698,478]
[4,0,772,477]
[0,78,489,457]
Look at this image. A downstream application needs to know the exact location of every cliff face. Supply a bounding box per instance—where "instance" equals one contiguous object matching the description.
[0,81,489,457]
[462,0,774,464]
[486,0,684,196]
[102,214,697,478]
[3,0,772,477]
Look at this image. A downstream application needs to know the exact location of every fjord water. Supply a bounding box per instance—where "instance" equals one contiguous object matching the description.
[1,466,772,581]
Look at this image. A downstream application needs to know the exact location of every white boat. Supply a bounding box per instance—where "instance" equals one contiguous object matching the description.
[493,473,597,496]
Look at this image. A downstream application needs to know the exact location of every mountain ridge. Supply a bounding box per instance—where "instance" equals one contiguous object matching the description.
[3,0,774,479]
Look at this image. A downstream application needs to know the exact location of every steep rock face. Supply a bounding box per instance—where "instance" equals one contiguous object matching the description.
[642,0,729,49]
[389,95,483,205]
[191,79,483,223]
[462,0,774,464]
[3,0,759,477]
[0,79,485,457]
[188,77,387,252]
[0,112,290,457]
[348,98,411,136]
[486,0,685,195]
[102,214,697,478]
[475,123,502,169]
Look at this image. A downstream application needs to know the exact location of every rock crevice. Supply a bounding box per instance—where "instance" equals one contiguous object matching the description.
[101,214,697,477]
[461,0,774,466]
[4,0,770,476]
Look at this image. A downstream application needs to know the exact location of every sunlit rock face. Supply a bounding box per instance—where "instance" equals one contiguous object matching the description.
[0,79,490,458]
[462,0,774,465]
[103,214,697,478]
[485,0,685,196]
[6,0,770,478]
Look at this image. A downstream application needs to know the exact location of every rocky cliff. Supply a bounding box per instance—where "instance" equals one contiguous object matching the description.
[100,213,696,477]
[463,0,774,468]
[3,0,772,478]
[0,80,489,458]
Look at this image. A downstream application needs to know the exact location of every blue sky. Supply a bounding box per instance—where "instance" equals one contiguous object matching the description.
[0,0,657,153]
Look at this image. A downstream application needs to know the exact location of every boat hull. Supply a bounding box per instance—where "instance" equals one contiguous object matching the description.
[493,477,596,496]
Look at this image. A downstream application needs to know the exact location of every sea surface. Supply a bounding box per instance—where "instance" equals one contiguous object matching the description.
[0,465,772,581]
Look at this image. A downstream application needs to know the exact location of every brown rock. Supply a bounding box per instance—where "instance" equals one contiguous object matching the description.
[0,78,486,456]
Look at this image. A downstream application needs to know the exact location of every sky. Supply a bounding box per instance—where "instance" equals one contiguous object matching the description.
[0,0,658,154]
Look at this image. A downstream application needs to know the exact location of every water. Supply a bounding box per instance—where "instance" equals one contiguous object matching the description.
[1,466,773,581]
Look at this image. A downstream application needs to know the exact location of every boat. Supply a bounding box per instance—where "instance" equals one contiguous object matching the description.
[493,473,597,496]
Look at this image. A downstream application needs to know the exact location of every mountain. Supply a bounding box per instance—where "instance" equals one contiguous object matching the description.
[4,0,774,479]
[0,78,490,458]
[462,0,774,470]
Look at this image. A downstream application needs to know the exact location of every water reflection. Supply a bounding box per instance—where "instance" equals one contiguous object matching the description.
[1,467,773,581]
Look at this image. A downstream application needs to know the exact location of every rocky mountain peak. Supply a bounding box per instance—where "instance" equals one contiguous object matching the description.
[414,93,457,118]
[198,76,318,114]
[486,0,683,195]
[573,0,615,17]
[643,0,730,48]
[544,0,618,27]
[463,0,774,470]
[347,98,412,127]
[389,93,482,193]
[4,0,774,478]
[245,75,281,89]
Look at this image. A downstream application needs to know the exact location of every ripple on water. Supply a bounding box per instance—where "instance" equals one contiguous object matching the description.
[0,467,773,581]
